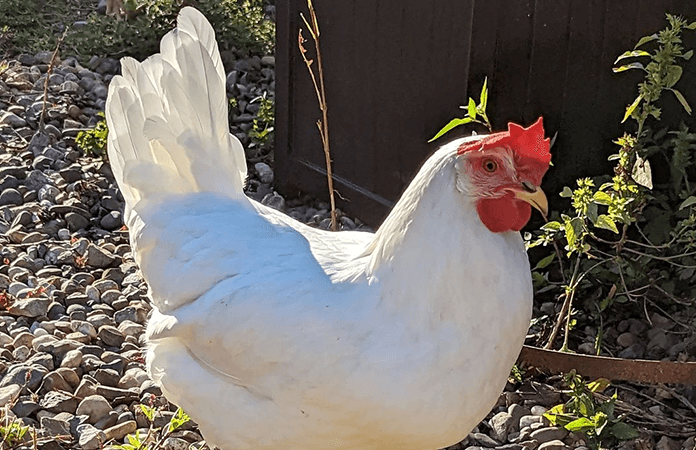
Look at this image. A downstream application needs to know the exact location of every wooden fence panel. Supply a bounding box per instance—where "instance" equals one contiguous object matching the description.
[276,1,696,226]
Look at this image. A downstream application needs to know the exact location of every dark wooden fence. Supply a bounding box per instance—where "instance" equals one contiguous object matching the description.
[275,0,696,226]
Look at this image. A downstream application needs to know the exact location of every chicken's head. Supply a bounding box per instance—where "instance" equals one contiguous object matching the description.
[455,117,551,233]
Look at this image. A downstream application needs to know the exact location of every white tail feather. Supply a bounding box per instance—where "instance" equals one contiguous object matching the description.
[106,7,247,227]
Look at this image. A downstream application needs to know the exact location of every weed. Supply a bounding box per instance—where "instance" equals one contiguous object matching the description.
[525,14,696,351]
[76,112,109,159]
[429,77,492,142]
[544,371,638,449]
[249,93,275,148]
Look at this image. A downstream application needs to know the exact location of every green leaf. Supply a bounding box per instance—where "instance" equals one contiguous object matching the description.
[534,253,555,270]
[139,404,156,422]
[613,62,645,73]
[428,117,474,142]
[480,77,488,111]
[682,49,694,60]
[586,202,599,225]
[614,50,651,64]
[679,196,696,210]
[593,411,609,435]
[632,155,653,189]
[686,21,696,30]
[634,33,658,48]
[595,215,619,233]
[560,186,573,198]
[593,191,612,206]
[564,417,596,432]
[670,89,692,114]
[467,98,477,119]
[541,221,562,232]
[126,434,141,447]
[664,65,683,88]
[610,421,640,440]
[587,378,611,393]
[169,408,191,433]
[622,95,643,123]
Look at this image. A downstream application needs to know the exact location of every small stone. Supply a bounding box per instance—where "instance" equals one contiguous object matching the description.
[94,368,120,387]
[617,332,637,347]
[12,398,41,418]
[471,432,500,447]
[530,405,547,416]
[40,391,78,413]
[118,320,144,337]
[74,378,98,399]
[104,420,137,441]
[76,395,113,424]
[489,411,515,442]
[260,55,275,67]
[1,365,47,391]
[85,244,116,268]
[0,111,27,127]
[162,437,190,450]
[254,162,274,184]
[54,368,80,388]
[77,424,106,450]
[40,416,71,437]
[12,345,31,361]
[32,155,53,170]
[529,427,568,443]
[99,325,125,347]
[0,384,21,407]
[118,368,149,389]
[261,192,285,211]
[519,415,543,429]
[60,80,80,94]
[618,343,645,359]
[99,211,122,230]
[537,439,570,450]
[94,410,119,430]
[41,371,73,393]
[65,212,90,231]
[0,188,23,206]
[72,321,98,340]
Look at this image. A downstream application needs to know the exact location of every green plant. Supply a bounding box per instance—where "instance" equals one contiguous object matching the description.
[0,418,31,448]
[0,0,274,63]
[76,112,109,159]
[249,93,275,147]
[429,77,492,142]
[544,371,638,449]
[116,405,191,450]
[526,14,696,352]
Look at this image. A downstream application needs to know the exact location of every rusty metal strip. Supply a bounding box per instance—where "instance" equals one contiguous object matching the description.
[518,345,696,385]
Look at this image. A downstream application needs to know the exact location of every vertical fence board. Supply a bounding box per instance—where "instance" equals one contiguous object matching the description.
[276,1,696,226]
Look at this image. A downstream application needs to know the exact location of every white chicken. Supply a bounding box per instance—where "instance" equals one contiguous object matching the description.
[105,7,551,450]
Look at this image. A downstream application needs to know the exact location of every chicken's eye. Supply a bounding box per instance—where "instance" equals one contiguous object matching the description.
[483,159,498,173]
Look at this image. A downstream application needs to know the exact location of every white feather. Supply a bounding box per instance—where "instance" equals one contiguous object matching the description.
[107,7,533,450]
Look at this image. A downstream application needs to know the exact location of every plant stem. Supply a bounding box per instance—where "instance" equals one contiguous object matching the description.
[299,1,338,231]
[545,256,581,350]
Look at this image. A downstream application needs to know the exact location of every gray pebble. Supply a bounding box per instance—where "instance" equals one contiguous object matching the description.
[0,188,23,206]
[77,423,106,450]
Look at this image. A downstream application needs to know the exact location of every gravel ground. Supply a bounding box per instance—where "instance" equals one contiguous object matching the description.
[0,48,694,450]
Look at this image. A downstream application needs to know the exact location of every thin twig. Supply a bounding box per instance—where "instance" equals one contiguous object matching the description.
[299,0,338,231]
[38,28,69,131]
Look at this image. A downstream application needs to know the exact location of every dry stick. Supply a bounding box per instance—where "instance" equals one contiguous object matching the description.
[38,28,69,131]
[299,0,338,231]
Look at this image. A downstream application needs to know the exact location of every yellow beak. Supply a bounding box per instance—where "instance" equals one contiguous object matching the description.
[514,184,548,220]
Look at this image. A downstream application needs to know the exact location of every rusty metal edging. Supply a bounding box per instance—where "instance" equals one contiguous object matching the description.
[518,345,696,385]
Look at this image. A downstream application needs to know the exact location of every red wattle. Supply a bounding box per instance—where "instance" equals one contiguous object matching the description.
[476,195,532,233]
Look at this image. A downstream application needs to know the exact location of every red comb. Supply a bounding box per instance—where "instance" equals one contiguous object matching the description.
[457,117,551,166]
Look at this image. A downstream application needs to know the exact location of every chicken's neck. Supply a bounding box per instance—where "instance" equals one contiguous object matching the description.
[364,139,526,318]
